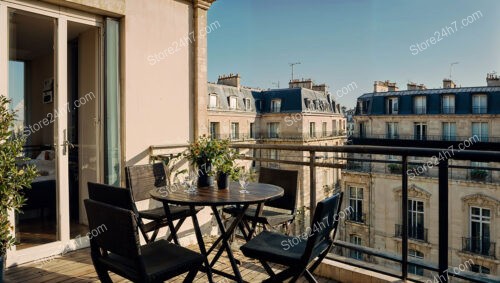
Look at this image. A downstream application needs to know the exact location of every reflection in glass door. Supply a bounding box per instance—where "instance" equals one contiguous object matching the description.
[9,9,59,249]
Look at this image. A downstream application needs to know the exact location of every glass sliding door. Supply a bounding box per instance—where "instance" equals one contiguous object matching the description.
[9,9,59,249]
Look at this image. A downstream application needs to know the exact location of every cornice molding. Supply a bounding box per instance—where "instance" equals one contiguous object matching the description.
[393,184,432,200]
[193,0,216,10]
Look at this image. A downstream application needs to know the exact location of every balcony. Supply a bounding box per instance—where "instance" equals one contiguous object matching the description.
[395,224,428,242]
[462,237,496,258]
[347,212,366,224]
[413,106,427,114]
[442,106,455,114]
[149,143,500,282]
[472,106,488,114]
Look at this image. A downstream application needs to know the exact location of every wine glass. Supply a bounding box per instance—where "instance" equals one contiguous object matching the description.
[239,171,250,194]
[184,171,197,194]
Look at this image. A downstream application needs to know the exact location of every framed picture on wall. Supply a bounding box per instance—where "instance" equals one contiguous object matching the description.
[42,78,53,104]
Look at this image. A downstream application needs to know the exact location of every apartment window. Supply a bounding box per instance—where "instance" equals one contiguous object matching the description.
[244,98,251,110]
[309,122,316,138]
[386,97,398,114]
[322,122,327,137]
[349,187,363,223]
[413,96,426,114]
[471,265,490,274]
[270,149,279,160]
[255,99,262,111]
[442,95,455,114]
[209,94,218,108]
[408,250,424,276]
[359,122,367,138]
[268,122,279,138]
[349,235,362,260]
[414,122,427,140]
[472,94,487,114]
[408,199,425,241]
[231,122,239,139]
[332,120,338,134]
[250,123,255,139]
[386,122,398,139]
[472,122,488,141]
[209,122,219,139]
[469,207,491,255]
[305,98,312,110]
[271,99,281,112]
[228,96,237,109]
[442,122,456,141]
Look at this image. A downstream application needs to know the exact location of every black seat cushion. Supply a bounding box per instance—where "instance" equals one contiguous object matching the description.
[99,240,203,282]
[139,205,202,221]
[240,231,331,266]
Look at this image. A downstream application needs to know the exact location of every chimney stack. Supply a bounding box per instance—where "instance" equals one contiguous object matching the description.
[374,80,398,92]
[312,83,328,93]
[407,82,427,90]
[217,73,241,88]
[486,72,500,86]
[443,79,456,89]
[289,78,314,89]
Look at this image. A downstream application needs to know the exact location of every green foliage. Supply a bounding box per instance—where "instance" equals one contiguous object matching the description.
[471,169,488,180]
[388,163,402,173]
[185,136,240,180]
[0,96,38,255]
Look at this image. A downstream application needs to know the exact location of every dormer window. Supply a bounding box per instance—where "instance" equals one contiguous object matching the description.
[228,96,237,109]
[414,96,426,114]
[472,94,487,114]
[255,99,262,111]
[209,94,218,108]
[305,98,312,110]
[244,98,251,110]
[271,99,281,112]
[386,97,398,114]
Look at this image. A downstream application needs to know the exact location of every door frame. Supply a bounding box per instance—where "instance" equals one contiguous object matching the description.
[0,0,104,267]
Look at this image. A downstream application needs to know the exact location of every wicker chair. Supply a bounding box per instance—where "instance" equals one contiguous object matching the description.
[240,192,343,283]
[224,167,299,239]
[125,163,202,244]
[84,199,203,283]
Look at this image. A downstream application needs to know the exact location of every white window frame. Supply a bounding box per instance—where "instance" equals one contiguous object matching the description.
[244,98,251,110]
[349,235,362,260]
[472,122,488,141]
[209,94,218,108]
[442,122,456,141]
[414,122,427,140]
[268,122,279,138]
[386,97,398,114]
[271,99,281,112]
[472,94,487,114]
[322,122,327,137]
[309,122,316,138]
[386,122,398,139]
[414,96,426,114]
[230,122,239,139]
[442,95,455,114]
[408,199,424,240]
[228,96,237,110]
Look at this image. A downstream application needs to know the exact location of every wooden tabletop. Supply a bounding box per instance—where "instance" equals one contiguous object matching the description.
[150,182,284,206]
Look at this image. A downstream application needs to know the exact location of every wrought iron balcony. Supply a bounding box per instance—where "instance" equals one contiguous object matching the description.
[441,106,455,114]
[347,212,366,224]
[462,237,496,258]
[395,224,428,242]
[413,106,427,114]
[472,106,487,114]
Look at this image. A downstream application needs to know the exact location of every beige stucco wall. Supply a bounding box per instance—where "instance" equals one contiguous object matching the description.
[122,0,194,166]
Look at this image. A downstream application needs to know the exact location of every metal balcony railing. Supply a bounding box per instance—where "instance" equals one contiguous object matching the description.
[209,131,347,141]
[472,106,487,114]
[347,212,366,224]
[149,143,500,283]
[441,106,455,114]
[350,133,500,143]
[413,106,427,114]
[462,237,496,258]
[395,224,428,242]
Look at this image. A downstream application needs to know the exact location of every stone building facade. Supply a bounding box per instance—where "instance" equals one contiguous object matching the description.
[207,74,347,226]
[337,76,500,282]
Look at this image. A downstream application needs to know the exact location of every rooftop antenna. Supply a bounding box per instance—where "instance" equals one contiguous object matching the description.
[289,62,301,81]
[449,62,459,79]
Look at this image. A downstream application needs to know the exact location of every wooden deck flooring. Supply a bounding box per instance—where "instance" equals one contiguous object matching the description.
[5,238,335,282]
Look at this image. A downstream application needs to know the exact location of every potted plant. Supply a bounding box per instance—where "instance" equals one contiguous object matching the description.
[0,96,37,279]
[185,136,232,188]
[212,143,240,189]
[471,169,488,181]
[388,163,402,174]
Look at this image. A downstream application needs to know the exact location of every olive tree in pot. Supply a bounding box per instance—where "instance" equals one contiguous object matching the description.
[0,96,37,279]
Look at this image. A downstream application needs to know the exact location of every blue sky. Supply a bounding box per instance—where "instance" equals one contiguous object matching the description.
[207,0,500,108]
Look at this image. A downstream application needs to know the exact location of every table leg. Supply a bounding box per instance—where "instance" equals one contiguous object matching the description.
[246,203,264,241]
[211,205,248,283]
[161,202,180,245]
[190,205,214,283]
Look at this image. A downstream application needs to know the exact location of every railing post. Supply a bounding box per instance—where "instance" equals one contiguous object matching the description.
[401,155,408,280]
[438,159,449,281]
[310,150,316,225]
